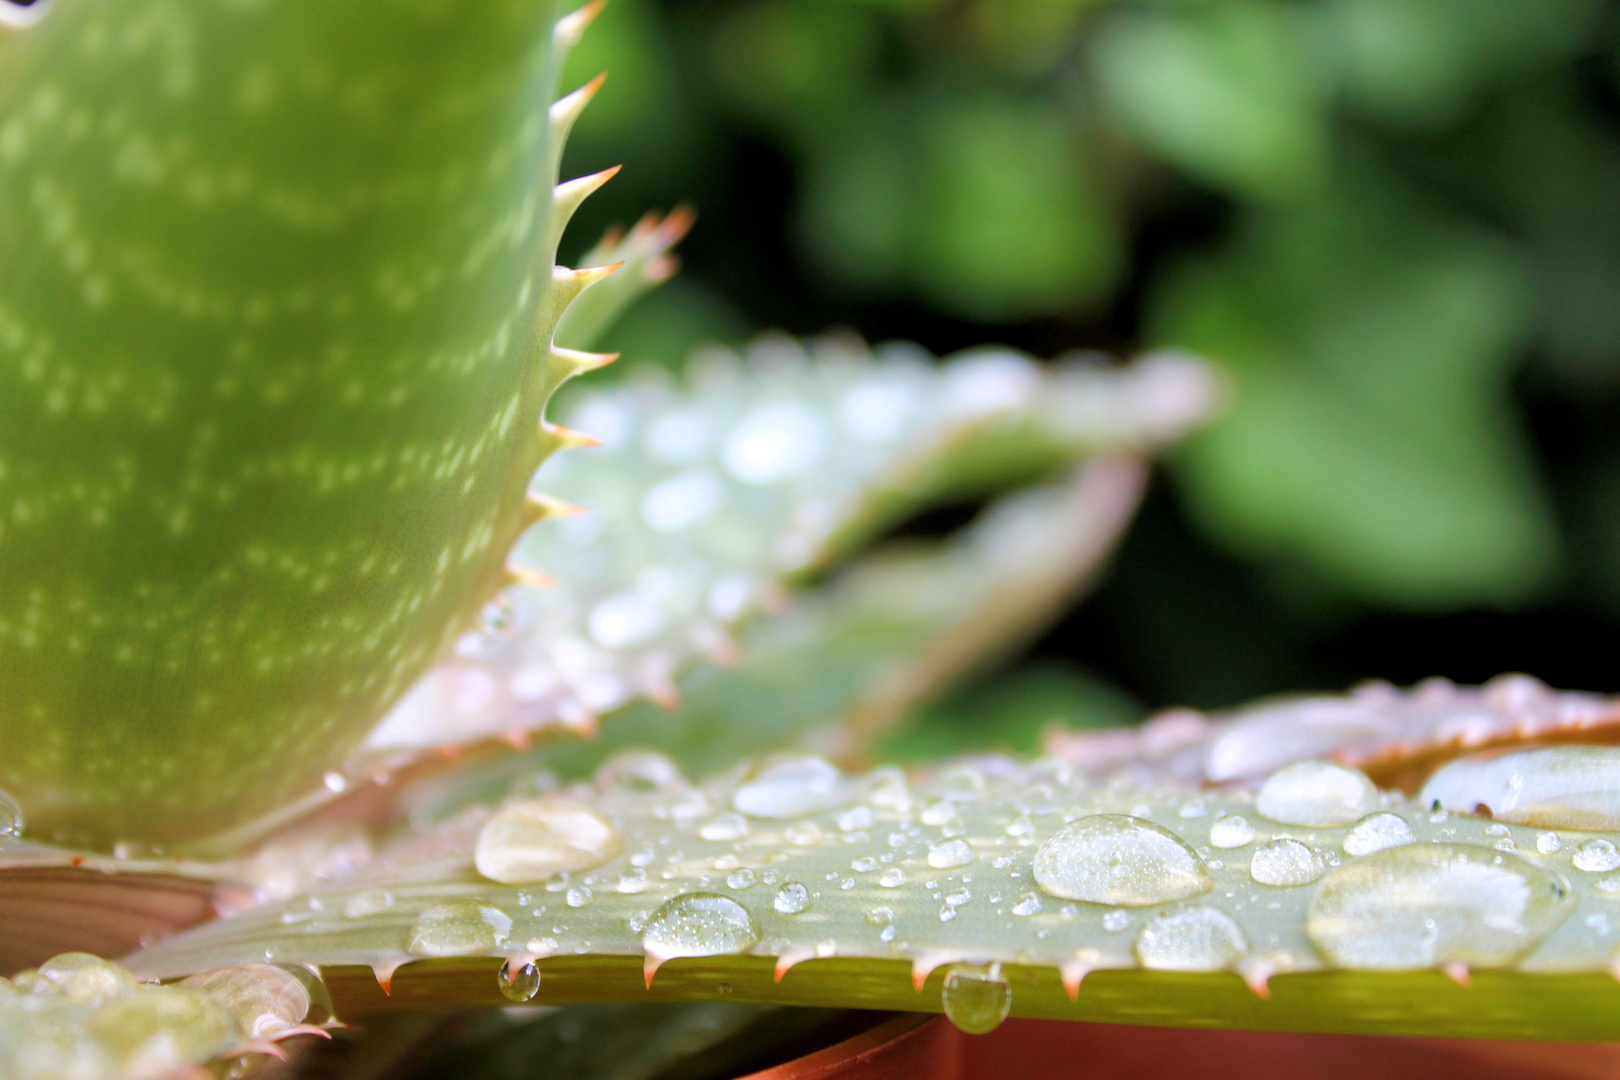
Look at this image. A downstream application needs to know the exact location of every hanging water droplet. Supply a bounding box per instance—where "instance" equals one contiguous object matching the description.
[1342,813,1415,856]
[642,893,761,967]
[927,838,976,869]
[774,882,811,914]
[1256,761,1379,827]
[1421,746,1620,830]
[1208,814,1255,849]
[1574,839,1620,873]
[497,957,541,1003]
[474,798,622,884]
[408,900,514,957]
[940,964,1012,1035]
[1134,906,1248,970]
[726,868,757,890]
[733,757,848,819]
[1033,814,1212,906]
[1249,839,1324,887]
[699,812,750,842]
[1306,843,1574,968]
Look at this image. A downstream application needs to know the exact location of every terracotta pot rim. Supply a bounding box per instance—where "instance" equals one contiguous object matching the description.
[735,1010,941,1080]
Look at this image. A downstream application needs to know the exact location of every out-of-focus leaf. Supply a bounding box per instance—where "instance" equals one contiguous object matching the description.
[802,93,1123,320]
[1153,174,1558,609]
[880,664,1142,763]
[1318,0,1602,126]
[1095,1,1330,202]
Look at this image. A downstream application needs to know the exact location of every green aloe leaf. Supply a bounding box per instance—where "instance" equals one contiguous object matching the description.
[359,342,1216,763]
[121,740,1620,1041]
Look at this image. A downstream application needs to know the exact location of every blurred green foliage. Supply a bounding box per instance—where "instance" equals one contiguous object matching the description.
[559,0,1620,615]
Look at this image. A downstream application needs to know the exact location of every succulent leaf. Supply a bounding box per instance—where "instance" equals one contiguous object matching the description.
[364,339,1218,761]
[123,740,1620,1041]
[0,0,628,850]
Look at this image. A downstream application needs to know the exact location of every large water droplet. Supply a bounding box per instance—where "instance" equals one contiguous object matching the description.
[940,964,1012,1035]
[1134,906,1248,970]
[641,893,761,966]
[1573,839,1620,873]
[1033,814,1212,906]
[733,757,848,819]
[408,900,514,957]
[497,957,541,1002]
[1421,747,1620,830]
[1208,814,1254,849]
[773,882,811,914]
[1342,813,1415,857]
[927,838,976,869]
[1249,839,1324,887]
[37,953,136,1006]
[179,965,311,1038]
[1256,761,1378,827]
[1306,843,1574,968]
[474,798,622,884]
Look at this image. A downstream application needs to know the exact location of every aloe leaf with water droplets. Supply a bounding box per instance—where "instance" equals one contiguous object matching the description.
[122,740,1620,1041]
[361,341,1217,761]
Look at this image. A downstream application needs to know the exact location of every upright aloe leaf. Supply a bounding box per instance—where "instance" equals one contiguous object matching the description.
[0,0,625,850]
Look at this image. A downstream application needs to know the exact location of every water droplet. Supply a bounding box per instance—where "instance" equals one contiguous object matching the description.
[851,856,880,873]
[921,801,956,826]
[1574,839,1620,873]
[37,953,136,1006]
[1256,761,1379,827]
[785,822,824,846]
[178,964,313,1037]
[941,964,1012,1035]
[408,900,513,957]
[565,886,593,908]
[642,893,761,965]
[1536,832,1562,855]
[4,793,30,837]
[342,889,395,918]
[1033,814,1212,906]
[700,812,749,842]
[839,806,875,832]
[879,868,904,888]
[724,404,823,484]
[1342,813,1415,857]
[1421,747,1620,830]
[1102,910,1131,933]
[475,798,622,884]
[726,868,758,890]
[596,751,685,794]
[1249,839,1324,887]
[497,958,541,1002]
[733,757,848,819]
[1306,843,1574,968]
[1134,906,1248,970]
[774,883,811,914]
[1178,799,1208,819]
[1011,892,1043,917]
[927,838,976,869]
[617,869,650,894]
[1208,814,1255,849]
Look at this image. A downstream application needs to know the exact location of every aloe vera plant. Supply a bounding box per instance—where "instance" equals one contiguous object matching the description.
[7,2,1620,1078]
